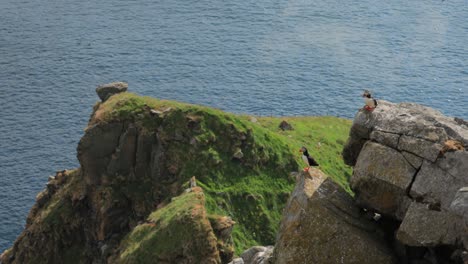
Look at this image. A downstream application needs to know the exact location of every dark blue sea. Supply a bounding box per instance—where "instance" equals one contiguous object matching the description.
[0,0,466,252]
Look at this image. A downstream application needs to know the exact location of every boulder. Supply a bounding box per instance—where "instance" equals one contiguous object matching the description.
[410,159,468,210]
[233,148,244,159]
[77,122,124,185]
[278,121,293,131]
[96,82,128,102]
[241,246,273,264]
[450,187,468,221]
[351,141,415,219]
[228,258,244,264]
[241,246,267,264]
[343,101,467,167]
[112,187,226,264]
[370,130,400,149]
[343,100,468,261]
[396,202,464,247]
[272,169,397,264]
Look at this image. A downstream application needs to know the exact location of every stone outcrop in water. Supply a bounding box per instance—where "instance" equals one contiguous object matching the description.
[343,101,468,263]
[271,169,397,264]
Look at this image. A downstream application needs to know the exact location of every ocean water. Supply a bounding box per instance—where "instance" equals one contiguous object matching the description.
[0,0,466,252]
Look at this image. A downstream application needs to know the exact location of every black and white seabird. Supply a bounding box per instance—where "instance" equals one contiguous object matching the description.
[299,146,319,171]
[362,90,377,111]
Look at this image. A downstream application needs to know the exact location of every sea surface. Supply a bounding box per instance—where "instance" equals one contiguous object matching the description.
[0,0,467,252]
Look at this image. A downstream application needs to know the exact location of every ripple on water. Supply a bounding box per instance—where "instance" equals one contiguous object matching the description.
[0,0,467,252]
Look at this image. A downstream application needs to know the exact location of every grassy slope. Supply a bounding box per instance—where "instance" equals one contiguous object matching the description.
[117,188,220,263]
[253,116,353,193]
[96,93,352,254]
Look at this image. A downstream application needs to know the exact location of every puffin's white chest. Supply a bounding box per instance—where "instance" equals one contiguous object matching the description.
[364,97,376,108]
[302,155,309,165]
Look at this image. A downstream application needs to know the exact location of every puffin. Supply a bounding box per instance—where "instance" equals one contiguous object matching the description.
[299,146,319,171]
[362,90,377,111]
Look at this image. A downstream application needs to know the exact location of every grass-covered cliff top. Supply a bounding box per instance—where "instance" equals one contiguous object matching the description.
[91,92,352,254]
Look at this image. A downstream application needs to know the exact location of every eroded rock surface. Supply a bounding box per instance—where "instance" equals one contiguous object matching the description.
[2,90,298,264]
[96,82,128,102]
[343,101,468,262]
[272,169,397,264]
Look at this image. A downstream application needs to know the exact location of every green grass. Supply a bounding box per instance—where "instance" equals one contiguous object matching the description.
[117,190,219,263]
[253,116,353,193]
[96,93,352,254]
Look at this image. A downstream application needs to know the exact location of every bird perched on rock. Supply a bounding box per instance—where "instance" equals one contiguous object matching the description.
[299,146,319,171]
[362,90,378,111]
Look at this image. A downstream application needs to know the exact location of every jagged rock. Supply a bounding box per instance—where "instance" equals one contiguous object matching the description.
[398,135,442,162]
[233,148,244,159]
[77,122,123,185]
[455,117,468,127]
[2,92,299,264]
[96,82,128,102]
[241,246,267,262]
[278,121,293,131]
[410,159,468,210]
[401,151,423,169]
[251,246,273,264]
[111,187,228,264]
[272,169,397,264]
[228,258,244,264]
[210,216,236,263]
[450,187,468,220]
[351,141,415,219]
[241,246,273,264]
[343,101,468,166]
[370,130,400,149]
[396,202,464,247]
[343,101,468,261]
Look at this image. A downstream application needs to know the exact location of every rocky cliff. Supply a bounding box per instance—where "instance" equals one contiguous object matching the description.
[272,169,397,264]
[0,85,299,264]
[235,101,467,264]
[1,84,353,264]
[343,101,468,263]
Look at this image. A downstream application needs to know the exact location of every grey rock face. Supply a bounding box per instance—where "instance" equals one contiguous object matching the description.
[370,130,400,149]
[96,82,128,102]
[228,258,244,264]
[343,100,468,257]
[396,202,464,247]
[240,246,274,264]
[233,148,244,159]
[351,142,415,219]
[451,187,468,220]
[77,122,124,185]
[272,169,397,264]
[401,151,423,169]
[410,160,467,210]
[398,135,442,162]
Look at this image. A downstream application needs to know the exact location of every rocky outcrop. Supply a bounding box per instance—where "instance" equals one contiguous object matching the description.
[1,89,298,264]
[271,169,397,264]
[343,101,468,263]
[227,246,274,264]
[111,187,230,264]
[278,121,293,131]
[96,82,128,102]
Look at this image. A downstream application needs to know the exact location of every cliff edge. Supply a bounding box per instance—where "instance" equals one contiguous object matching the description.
[343,101,468,263]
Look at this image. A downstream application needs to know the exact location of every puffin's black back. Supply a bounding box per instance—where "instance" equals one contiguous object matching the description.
[307,156,319,166]
[303,150,319,166]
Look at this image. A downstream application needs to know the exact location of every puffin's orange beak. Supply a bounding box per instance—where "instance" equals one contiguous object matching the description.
[299,149,303,153]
